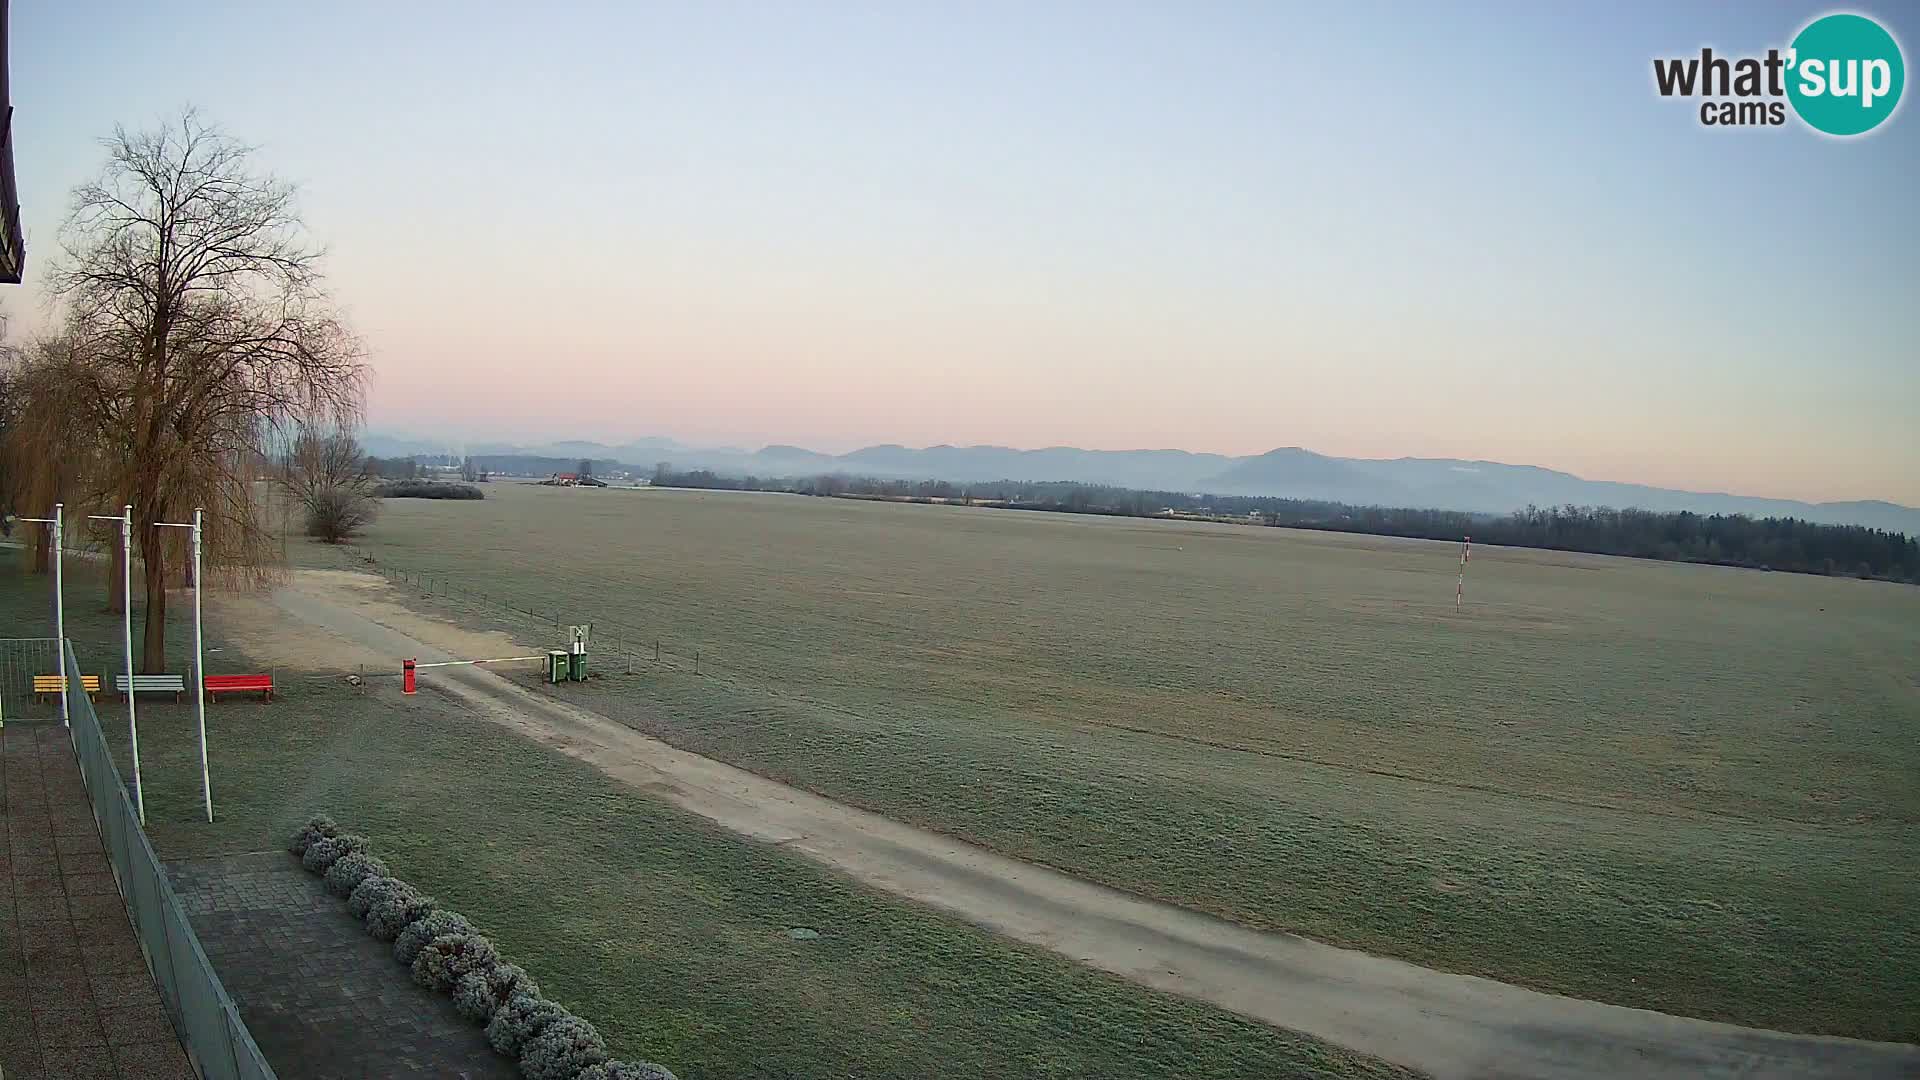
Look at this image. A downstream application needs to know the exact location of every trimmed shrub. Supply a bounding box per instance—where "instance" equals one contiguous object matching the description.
[300,833,368,874]
[519,1016,608,1080]
[366,887,436,942]
[579,1063,678,1080]
[489,962,540,1003]
[452,963,541,1024]
[411,932,499,994]
[287,815,339,856]
[323,852,389,898]
[394,909,473,965]
[348,874,406,920]
[452,969,502,1024]
[374,480,484,500]
[486,994,568,1058]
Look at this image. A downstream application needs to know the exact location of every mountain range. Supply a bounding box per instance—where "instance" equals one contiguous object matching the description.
[363,433,1920,536]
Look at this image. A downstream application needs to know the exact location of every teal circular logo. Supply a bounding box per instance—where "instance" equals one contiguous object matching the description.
[1787,14,1905,136]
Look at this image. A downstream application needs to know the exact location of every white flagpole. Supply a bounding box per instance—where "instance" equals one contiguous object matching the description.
[92,506,143,823]
[191,507,210,822]
[156,509,214,822]
[17,505,69,725]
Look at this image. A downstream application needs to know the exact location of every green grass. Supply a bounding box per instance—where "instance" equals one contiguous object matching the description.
[0,551,1418,1080]
[298,483,1920,1041]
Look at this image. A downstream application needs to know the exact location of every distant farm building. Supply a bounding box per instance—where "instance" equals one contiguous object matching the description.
[540,472,607,488]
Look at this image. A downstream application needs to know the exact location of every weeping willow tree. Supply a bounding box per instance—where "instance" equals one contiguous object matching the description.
[0,331,104,576]
[40,109,364,671]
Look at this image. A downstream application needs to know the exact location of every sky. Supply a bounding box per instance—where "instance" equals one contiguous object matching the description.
[7,1,1918,504]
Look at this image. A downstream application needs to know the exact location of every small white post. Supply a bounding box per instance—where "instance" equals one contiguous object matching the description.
[1456,535,1472,613]
[95,506,143,823]
[53,503,67,726]
[191,507,211,822]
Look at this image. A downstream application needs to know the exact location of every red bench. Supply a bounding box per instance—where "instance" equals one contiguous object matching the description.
[204,673,274,702]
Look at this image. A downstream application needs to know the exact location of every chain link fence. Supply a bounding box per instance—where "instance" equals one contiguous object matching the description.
[63,640,277,1080]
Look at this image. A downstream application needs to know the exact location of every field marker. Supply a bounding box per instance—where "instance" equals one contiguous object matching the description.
[1456,535,1472,612]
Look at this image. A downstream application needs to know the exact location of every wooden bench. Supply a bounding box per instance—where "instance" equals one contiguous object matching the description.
[114,673,187,702]
[33,674,102,702]
[204,673,274,702]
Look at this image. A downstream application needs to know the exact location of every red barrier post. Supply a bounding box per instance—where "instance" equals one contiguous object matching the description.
[403,658,417,695]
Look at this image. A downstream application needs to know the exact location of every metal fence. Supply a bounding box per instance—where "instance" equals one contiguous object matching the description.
[0,637,62,723]
[63,639,277,1080]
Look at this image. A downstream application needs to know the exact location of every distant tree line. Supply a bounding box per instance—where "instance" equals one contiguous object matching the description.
[364,455,420,480]
[646,468,1920,584]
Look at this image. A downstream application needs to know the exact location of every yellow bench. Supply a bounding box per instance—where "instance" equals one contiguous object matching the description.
[33,674,102,702]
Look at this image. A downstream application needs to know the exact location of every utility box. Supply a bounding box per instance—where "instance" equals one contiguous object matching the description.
[546,650,569,684]
[568,652,587,682]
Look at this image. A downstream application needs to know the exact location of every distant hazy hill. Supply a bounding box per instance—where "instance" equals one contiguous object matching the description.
[366,432,1920,535]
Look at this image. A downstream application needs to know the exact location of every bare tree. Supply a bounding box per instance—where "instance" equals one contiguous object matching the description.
[47,109,365,670]
[286,428,370,506]
[286,427,376,543]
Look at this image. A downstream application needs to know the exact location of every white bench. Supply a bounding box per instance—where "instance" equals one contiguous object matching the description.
[114,673,187,702]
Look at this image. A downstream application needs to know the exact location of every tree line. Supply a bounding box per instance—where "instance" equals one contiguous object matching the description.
[649,468,1920,584]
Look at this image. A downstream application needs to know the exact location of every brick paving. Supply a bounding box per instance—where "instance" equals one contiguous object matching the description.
[166,851,518,1080]
[0,720,194,1080]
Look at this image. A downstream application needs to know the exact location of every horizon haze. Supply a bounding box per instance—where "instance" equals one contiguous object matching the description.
[9,1,1918,505]
[363,428,1920,535]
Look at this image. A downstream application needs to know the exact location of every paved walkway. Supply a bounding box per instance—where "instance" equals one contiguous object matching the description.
[167,851,517,1080]
[0,720,194,1080]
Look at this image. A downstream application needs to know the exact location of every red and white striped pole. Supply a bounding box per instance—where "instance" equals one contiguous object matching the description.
[1456,535,1472,612]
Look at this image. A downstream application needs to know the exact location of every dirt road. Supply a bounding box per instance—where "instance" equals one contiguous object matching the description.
[244,571,1920,1080]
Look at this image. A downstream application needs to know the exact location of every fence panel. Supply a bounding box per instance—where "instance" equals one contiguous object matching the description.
[63,640,277,1080]
[0,637,61,723]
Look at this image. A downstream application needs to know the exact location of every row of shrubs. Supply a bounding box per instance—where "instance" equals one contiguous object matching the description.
[291,816,674,1080]
[374,480,486,500]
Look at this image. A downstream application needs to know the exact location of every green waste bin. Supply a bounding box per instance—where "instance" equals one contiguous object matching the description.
[569,651,587,682]
[547,650,569,684]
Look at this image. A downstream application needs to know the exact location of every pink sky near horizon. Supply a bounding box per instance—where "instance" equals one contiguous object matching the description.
[363,345,1900,506]
[349,250,1909,505]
